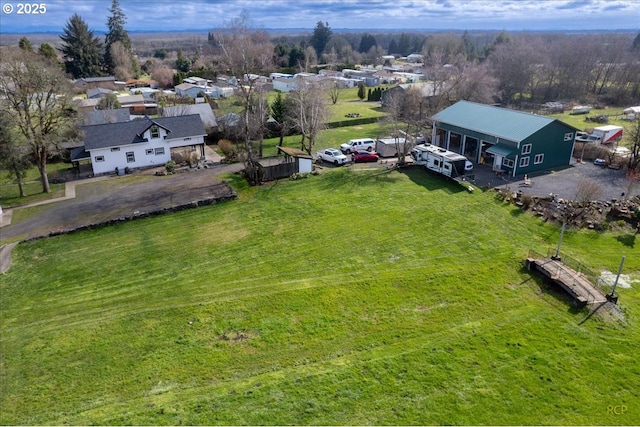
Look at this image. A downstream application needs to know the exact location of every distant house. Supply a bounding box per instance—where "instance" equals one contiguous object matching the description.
[430,100,579,176]
[82,115,207,175]
[85,108,131,125]
[87,87,114,99]
[162,103,218,130]
[273,78,299,93]
[381,81,445,108]
[73,76,116,90]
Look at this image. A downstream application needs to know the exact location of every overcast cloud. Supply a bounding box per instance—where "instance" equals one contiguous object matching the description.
[0,0,638,33]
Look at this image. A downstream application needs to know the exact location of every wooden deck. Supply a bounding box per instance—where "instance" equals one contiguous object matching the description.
[526,257,608,305]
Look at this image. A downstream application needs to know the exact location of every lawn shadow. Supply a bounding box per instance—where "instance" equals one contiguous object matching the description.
[615,233,636,248]
[317,166,403,191]
[401,166,466,194]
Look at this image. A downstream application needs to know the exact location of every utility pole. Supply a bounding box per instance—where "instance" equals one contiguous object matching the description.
[607,256,625,304]
[552,222,566,261]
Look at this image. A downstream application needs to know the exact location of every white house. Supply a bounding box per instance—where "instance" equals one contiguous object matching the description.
[82,115,207,175]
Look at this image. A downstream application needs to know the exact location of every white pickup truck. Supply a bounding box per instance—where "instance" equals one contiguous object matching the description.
[316,148,348,165]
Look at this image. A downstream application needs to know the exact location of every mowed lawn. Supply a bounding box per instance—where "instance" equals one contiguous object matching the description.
[1,167,639,425]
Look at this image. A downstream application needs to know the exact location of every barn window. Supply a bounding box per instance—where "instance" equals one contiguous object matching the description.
[520,156,530,167]
[126,152,135,163]
[95,155,105,162]
[110,147,120,152]
[534,154,544,164]
[503,158,514,168]
[564,133,573,141]
[155,147,165,155]
[522,144,532,155]
[146,149,154,155]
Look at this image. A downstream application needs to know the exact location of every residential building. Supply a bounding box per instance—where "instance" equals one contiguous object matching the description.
[81,115,207,175]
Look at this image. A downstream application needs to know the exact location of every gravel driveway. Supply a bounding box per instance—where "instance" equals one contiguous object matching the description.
[472,160,639,201]
[1,164,242,243]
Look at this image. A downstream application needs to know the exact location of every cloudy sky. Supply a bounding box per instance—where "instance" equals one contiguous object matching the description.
[0,0,638,33]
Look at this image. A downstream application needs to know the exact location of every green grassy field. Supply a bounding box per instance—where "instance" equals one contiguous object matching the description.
[1,167,638,425]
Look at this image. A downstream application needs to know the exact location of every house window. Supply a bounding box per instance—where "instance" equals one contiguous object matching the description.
[126,152,135,163]
[146,149,154,155]
[155,147,165,155]
[95,155,105,162]
[534,153,544,164]
[520,156,530,168]
[503,158,514,168]
[522,144,532,155]
[150,125,160,139]
[564,132,573,141]
[111,147,120,152]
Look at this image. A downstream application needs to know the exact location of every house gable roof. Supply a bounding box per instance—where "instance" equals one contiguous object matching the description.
[431,100,571,143]
[83,114,206,151]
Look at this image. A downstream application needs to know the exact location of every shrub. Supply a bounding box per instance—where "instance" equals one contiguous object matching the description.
[218,139,238,161]
[520,193,534,209]
[165,160,176,174]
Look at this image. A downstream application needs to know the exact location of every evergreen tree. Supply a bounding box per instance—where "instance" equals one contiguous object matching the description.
[309,21,332,55]
[388,39,398,55]
[104,0,133,75]
[38,43,57,60]
[367,88,372,101]
[18,36,33,52]
[270,91,287,146]
[176,49,191,73]
[288,45,305,68]
[398,33,410,56]
[358,33,377,53]
[59,13,104,78]
[462,30,477,61]
[154,48,168,59]
[357,82,365,100]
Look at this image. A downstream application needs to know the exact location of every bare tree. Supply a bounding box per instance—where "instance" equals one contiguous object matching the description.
[0,48,78,193]
[381,88,415,165]
[627,118,640,171]
[328,81,341,104]
[151,64,175,89]
[287,82,329,155]
[214,12,273,184]
[109,41,134,81]
[574,178,604,206]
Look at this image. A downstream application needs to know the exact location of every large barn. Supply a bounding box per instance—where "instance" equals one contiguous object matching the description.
[430,101,579,177]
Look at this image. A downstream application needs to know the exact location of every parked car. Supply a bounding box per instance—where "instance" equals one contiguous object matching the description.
[594,158,607,166]
[353,150,379,163]
[464,160,474,172]
[316,148,348,165]
[340,138,375,154]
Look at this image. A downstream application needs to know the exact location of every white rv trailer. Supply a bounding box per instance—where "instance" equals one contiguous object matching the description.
[410,143,470,179]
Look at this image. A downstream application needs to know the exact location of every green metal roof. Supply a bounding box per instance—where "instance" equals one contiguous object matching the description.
[432,100,556,143]
[486,144,516,157]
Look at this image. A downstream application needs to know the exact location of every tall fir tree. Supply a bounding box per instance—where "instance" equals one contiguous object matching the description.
[59,13,104,78]
[104,0,133,75]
